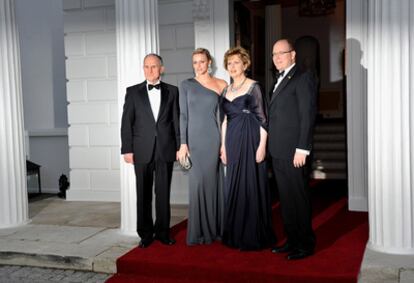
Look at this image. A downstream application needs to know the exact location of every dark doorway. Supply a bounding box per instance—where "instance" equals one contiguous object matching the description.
[232,0,347,181]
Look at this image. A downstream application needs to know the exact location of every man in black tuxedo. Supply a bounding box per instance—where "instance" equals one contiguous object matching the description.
[121,54,180,248]
[268,39,317,260]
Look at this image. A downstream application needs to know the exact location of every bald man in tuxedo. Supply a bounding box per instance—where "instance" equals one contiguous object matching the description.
[268,39,317,260]
[121,54,180,248]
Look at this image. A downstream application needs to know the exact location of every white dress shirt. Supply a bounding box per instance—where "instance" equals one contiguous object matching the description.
[147,80,161,121]
[273,63,296,93]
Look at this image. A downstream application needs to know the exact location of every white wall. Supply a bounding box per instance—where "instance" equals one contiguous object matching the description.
[64,0,119,201]
[159,0,194,204]
[346,0,368,211]
[159,0,194,85]
[16,0,69,193]
[27,131,69,194]
[64,0,195,203]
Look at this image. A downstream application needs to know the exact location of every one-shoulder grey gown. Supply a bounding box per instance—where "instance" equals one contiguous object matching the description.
[179,78,223,245]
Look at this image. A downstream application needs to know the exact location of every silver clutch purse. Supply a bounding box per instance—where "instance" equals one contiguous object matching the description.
[179,155,192,170]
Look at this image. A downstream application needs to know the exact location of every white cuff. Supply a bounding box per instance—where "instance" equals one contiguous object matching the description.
[295,148,310,155]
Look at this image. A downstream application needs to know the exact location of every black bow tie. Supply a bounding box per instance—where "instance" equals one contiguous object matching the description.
[148,84,160,90]
[277,71,285,79]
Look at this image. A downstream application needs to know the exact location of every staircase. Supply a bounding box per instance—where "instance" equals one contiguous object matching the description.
[311,120,347,179]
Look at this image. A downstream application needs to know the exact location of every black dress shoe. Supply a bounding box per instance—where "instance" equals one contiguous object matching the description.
[156,237,176,245]
[271,243,293,254]
[138,238,153,248]
[286,249,313,260]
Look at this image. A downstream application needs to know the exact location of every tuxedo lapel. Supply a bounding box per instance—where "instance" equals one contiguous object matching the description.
[270,65,297,104]
[139,83,156,123]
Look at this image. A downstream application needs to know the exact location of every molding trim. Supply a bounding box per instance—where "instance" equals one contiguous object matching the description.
[28,128,68,137]
[34,188,59,194]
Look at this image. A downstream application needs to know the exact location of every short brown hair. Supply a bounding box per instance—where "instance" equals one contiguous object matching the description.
[192,48,212,62]
[223,46,251,70]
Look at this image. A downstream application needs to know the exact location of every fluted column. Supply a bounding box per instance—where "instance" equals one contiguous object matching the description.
[0,0,29,228]
[193,0,230,80]
[116,0,159,234]
[367,0,414,254]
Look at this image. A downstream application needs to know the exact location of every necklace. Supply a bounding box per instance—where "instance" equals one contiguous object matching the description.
[230,77,247,93]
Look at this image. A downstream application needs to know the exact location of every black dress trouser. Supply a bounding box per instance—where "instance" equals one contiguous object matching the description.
[134,153,173,241]
[271,158,315,252]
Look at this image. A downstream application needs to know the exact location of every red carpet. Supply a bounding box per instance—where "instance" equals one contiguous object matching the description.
[107,181,368,283]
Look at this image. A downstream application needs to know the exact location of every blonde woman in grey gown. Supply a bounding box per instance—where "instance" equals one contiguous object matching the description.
[177,48,227,245]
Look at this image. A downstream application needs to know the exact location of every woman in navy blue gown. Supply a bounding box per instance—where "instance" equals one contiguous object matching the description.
[220,47,275,250]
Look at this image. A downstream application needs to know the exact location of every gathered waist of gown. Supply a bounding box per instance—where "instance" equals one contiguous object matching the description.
[226,109,260,125]
[225,112,261,165]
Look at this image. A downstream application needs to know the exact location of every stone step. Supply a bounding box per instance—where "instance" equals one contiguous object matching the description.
[313,141,346,151]
[314,124,346,134]
[313,133,346,142]
[311,169,347,180]
[312,159,347,170]
[313,151,347,160]
[311,121,347,181]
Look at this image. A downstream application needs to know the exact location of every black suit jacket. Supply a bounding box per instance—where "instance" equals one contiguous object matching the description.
[120,81,180,164]
[268,65,317,160]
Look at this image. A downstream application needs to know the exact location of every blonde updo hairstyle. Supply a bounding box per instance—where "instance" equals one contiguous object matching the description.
[192,48,212,62]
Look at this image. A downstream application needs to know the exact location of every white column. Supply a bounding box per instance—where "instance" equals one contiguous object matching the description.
[265,5,282,95]
[345,0,368,211]
[116,0,159,234]
[193,0,230,81]
[0,0,29,228]
[367,0,414,254]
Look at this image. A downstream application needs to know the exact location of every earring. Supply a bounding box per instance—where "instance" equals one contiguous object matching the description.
[208,64,212,74]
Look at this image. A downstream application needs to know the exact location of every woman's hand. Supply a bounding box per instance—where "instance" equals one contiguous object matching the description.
[256,145,266,163]
[220,145,227,165]
[177,144,189,161]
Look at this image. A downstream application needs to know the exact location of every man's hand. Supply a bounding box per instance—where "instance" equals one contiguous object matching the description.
[123,153,134,164]
[293,152,306,168]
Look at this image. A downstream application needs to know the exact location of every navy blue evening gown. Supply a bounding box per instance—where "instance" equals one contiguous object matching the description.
[221,82,275,250]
